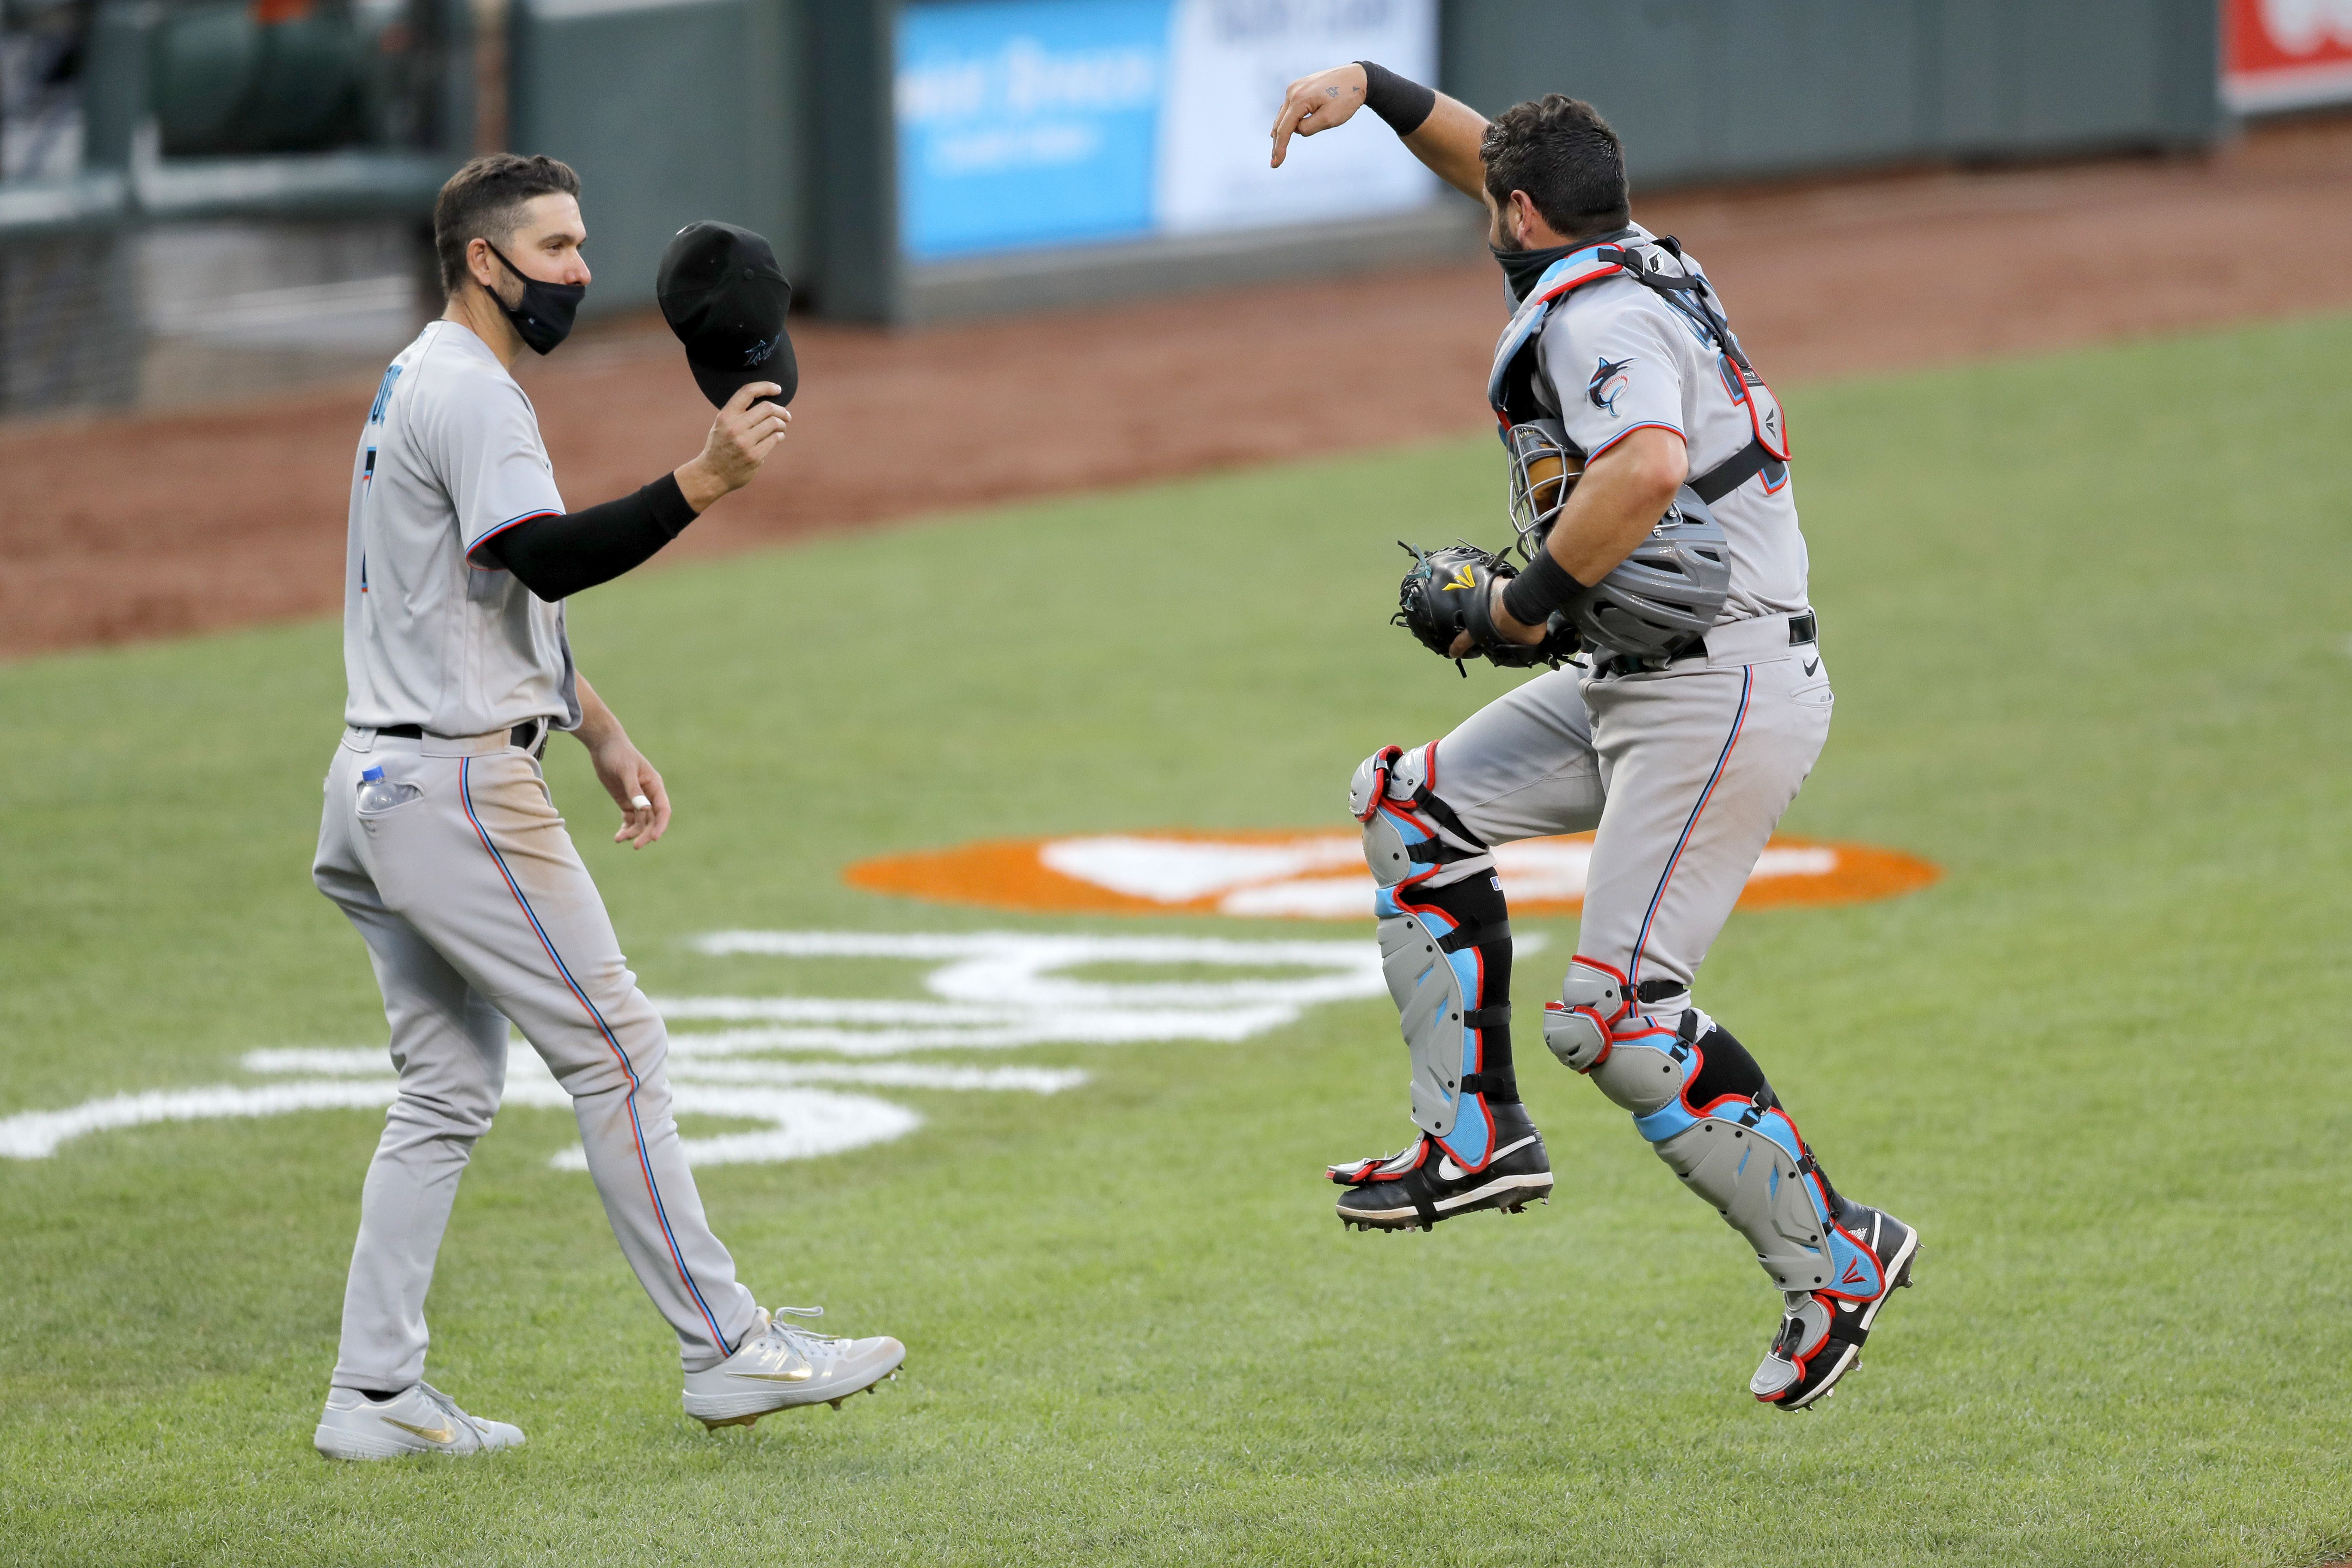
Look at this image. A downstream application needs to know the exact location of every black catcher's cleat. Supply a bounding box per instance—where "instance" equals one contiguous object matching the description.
[1329,1102,1553,1231]
[1750,1202,1919,1410]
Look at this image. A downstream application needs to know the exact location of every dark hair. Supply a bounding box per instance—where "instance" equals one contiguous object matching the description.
[432,153,581,297]
[1480,95,1629,242]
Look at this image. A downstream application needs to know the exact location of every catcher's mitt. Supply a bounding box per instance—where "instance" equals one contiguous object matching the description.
[1393,541,1577,677]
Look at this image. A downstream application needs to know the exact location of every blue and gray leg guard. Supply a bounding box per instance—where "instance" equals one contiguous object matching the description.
[1347,744,1520,1171]
[1541,958,1885,1302]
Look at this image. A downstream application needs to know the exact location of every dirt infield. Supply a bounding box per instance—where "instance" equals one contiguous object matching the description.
[4,114,2349,659]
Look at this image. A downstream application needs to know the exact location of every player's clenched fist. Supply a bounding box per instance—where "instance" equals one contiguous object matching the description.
[676,380,789,511]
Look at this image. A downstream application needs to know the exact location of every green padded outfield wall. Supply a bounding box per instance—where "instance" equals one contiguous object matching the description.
[507,0,807,315]
[491,0,2223,323]
[778,0,2226,322]
[1440,0,2222,189]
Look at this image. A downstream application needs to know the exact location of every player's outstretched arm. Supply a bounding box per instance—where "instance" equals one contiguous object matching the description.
[478,381,790,601]
[572,673,671,849]
[1269,62,1490,200]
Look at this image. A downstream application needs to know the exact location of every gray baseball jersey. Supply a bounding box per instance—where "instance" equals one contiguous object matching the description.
[343,320,581,736]
[1528,224,1807,622]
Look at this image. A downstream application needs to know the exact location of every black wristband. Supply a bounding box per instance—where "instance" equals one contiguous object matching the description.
[1356,61,1436,137]
[1501,549,1590,628]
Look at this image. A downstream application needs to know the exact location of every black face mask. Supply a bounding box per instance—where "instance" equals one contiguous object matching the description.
[1492,222,1639,304]
[1493,239,1580,304]
[483,243,585,355]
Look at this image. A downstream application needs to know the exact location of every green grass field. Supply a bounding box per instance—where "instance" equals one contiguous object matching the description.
[3,313,2350,1567]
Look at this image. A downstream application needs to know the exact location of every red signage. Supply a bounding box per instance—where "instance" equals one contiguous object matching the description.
[2224,0,2352,110]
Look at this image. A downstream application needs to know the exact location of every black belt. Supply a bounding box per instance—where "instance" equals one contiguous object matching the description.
[1593,612,1815,680]
[377,720,546,753]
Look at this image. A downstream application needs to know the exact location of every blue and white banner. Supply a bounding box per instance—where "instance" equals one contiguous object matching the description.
[896,0,1439,262]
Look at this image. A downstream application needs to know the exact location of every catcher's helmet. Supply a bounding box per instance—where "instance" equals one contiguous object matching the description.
[1504,418,1729,662]
[1576,487,1730,662]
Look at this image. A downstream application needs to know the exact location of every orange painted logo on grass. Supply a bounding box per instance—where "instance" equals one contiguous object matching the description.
[844,830,1938,920]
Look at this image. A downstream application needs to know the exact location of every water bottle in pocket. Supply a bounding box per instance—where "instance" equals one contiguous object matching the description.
[356,765,423,813]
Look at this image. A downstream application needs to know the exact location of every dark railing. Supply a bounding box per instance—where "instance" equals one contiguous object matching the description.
[0,0,472,240]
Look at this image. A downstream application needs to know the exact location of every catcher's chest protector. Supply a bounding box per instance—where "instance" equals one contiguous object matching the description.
[1486,235,1790,505]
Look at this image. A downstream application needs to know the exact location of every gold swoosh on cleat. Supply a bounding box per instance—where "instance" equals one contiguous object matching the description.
[381,1417,455,1443]
[729,1369,814,1382]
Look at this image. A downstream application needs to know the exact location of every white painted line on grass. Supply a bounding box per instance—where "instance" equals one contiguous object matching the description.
[5,928,1418,1166]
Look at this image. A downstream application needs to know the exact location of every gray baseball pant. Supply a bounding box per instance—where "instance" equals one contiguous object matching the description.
[312,726,761,1390]
[1418,612,1832,1007]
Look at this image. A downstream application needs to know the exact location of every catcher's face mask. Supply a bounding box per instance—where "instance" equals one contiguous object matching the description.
[1504,418,1582,561]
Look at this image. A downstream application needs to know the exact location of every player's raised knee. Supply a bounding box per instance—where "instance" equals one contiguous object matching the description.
[1540,957,1630,1073]
[1349,742,1485,893]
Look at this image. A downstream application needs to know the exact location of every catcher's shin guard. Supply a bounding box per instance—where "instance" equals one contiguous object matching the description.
[1348,745,1519,1170]
[1541,961,1883,1301]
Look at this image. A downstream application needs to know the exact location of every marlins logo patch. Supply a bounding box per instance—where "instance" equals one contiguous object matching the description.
[1588,355,1634,416]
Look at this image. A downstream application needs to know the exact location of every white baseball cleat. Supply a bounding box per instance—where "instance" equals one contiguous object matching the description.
[314,1381,526,1460]
[682,1305,906,1430]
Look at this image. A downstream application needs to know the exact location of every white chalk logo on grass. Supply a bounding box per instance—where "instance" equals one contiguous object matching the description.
[0,930,1454,1167]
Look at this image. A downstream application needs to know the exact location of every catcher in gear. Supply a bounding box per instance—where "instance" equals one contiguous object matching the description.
[1274,67,1918,1412]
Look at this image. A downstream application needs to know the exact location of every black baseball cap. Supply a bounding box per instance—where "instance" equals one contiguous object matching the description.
[657,221,797,408]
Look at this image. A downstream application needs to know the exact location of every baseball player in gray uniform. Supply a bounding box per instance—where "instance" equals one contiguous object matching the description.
[1272,69,1917,1409]
[310,153,901,1459]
